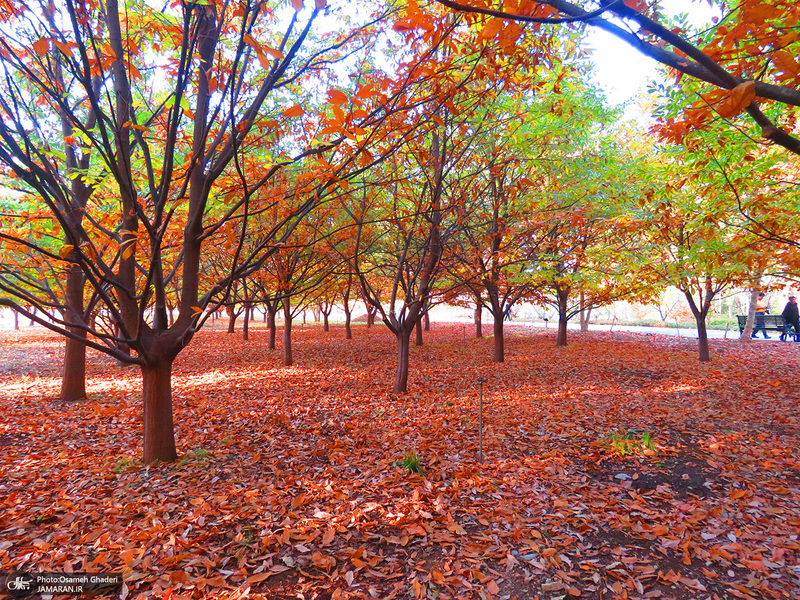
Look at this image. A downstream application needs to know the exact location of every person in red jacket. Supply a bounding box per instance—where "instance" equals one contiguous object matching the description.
[780,296,800,342]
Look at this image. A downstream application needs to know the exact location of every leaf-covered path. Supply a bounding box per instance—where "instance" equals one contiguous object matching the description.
[1,325,798,599]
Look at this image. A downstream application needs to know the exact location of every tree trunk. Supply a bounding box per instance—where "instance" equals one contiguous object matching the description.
[323,312,329,332]
[226,307,237,333]
[474,305,482,338]
[415,318,423,346]
[695,314,711,362]
[283,299,293,367]
[424,312,430,332]
[394,328,413,393]
[243,303,250,341]
[493,311,504,363]
[367,306,376,328]
[344,307,352,339]
[556,287,569,347]
[740,287,759,342]
[268,307,277,350]
[13,310,19,330]
[579,291,592,332]
[141,360,177,463]
[60,264,87,401]
[114,321,132,366]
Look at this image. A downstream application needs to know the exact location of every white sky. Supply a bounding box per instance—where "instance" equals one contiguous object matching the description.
[586,1,720,107]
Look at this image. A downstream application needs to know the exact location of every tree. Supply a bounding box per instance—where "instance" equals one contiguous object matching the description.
[0,0,406,461]
[431,0,800,156]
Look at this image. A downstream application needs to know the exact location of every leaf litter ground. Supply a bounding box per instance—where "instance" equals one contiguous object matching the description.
[0,324,798,600]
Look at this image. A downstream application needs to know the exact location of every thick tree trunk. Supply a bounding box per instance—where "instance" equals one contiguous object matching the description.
[415,318,423,347]
[695,315,711,362]
[114,321,132,366]
[394,329,413,393]
[226,307,237,333]
[367,306,376,328]
[268,308,277,350]
[323,312,329,332]
[13,310,19,330]
[60,264,87,401]
[556,288,569,347]
[283,299,293,367]
[474,305,482,338]
[424,312,430,332]
[493,311,504,363]
[579,292,592,332]
[344,308,352,339]
[141,360,177,463]
[740,287,759,342]
[243,303,250,341]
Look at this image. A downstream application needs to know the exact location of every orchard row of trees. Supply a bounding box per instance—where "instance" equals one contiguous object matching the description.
[0,0,797,461]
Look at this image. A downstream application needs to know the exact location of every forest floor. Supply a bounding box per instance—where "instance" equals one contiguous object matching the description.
[0,324,798,600]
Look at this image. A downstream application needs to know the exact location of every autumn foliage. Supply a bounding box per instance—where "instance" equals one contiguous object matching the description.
[1,324,798,599]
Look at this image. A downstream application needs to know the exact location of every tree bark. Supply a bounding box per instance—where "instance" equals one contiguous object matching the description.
[394,329,413,393]
[243,303,250,341]
[579,291,592,332]
[740,286,759,342]
[474,304,482,338]
[268,307,277,350]
[323,312,329,332]
[424,312,430,331]
[344,307,352,339]
[13,310,19,330]
[283,299,293,366]
[492,311,504,363]
[141,360,177,463]
[415,318,423,346]
[60,263,87,401]
[695,315,711,362]
[226,307,237,333]
[556,287,569,347]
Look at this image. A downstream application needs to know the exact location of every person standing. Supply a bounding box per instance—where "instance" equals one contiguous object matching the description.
[752,292,770,339]
[780,296,800,341]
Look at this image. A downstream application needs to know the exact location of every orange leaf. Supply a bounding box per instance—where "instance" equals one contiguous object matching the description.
[322,527,335,546]
[283,104,304,118]
[33,38,49,56]
[773,50,800,76]
[716,81,756,118]
[327,89,348,105]
[730,489,747,499]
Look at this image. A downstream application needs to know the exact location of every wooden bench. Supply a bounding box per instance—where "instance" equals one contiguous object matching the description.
[736,314,797,338]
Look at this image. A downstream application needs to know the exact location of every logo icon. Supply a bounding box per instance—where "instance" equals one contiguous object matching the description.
[3,572,37,597]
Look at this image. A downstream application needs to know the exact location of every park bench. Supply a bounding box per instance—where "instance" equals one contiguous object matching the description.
[736,314,798,339]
